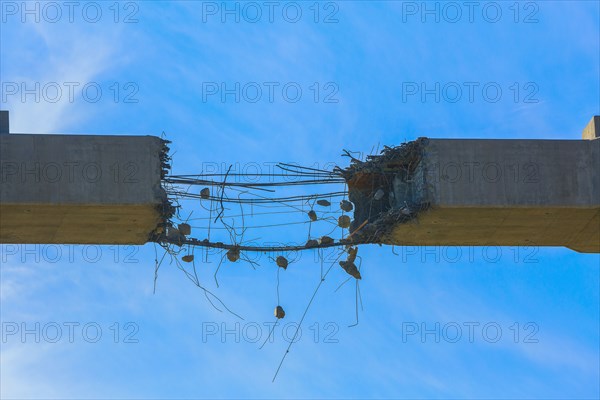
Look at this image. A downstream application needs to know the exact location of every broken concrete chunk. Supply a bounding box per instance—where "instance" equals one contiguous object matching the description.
[307,210,317,221]
[347,246,358,263]
[200,187,210,199]
[226,247,240,262]
[166,226,185,246]
[339,260,362,279]
[178,223,191,236]
[274,305,285,319]
[317,199,331,207]
[338,215,351,228]
[320,236,334,245]
[373,188,385,200]
[340,200,353,212]
[276,256,288,269]
[182,254,194,263]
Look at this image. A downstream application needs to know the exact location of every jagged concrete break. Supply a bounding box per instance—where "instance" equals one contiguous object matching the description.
[344,137,599,253]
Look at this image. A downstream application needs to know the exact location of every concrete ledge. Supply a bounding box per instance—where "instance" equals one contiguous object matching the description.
[0,204,161,244]
[386,207,600,253]
[0,134,169,244]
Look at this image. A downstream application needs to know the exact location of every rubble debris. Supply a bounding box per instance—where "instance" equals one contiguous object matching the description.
[178,223,191,236]
[307,210,317,221]
[274,305,286,319]
[182,254,194,263]
[347,246,358,263]
[316,199,331,207]
[166,226,185,246]
[320,236,334,245]
[340,200,353,212]
[339,260,361,279]
[200,187,210,199]
[338,215,351,228]
[276,256,288,269]
[227,247,240,262]
[305,239,319,247]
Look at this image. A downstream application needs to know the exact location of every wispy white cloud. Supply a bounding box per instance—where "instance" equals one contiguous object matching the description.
[2,21,125,133]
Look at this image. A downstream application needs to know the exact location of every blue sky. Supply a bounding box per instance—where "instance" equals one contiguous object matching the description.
[1,1,599,398]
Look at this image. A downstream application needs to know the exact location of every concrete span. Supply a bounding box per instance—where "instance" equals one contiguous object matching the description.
[0,134,169,244]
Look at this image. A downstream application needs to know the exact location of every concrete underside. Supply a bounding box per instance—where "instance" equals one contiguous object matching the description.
[0,134,168,244]
[0,204,161,244]
[385,207,599,253]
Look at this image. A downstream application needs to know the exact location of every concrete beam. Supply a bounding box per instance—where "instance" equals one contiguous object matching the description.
[0,134,170,244]
[347,137,600,253]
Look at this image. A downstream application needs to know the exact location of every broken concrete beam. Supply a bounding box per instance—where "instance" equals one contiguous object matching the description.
[344,137,600,253]
[582,115,600,140]
[0,134,171,244]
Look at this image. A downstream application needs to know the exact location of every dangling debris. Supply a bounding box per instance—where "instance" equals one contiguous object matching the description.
[166,226,185,246]
[276,256,288,269]
[307,210,317,221]
[373,188,385,200]
[178,223,191,236]
[316,199,331,207]
[182,254,194,263]
[340,200,353,212]
[338,215,351,228]
[274,305,285,319]
[320,236,334,245]
[347,246,358,263]
[305,239,318,248]
[339,260,362,279]
[200,187,210,199]
[226,247,240,262]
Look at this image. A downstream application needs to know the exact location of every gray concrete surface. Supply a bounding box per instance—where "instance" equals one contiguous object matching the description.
[0,134,167,244]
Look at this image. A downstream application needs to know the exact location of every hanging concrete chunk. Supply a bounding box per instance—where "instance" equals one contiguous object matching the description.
[307,210,317,221]
[347,246,358,263]
[166,226,185,246]
[305,239,319,248]
[320,236,334,245]
[317,199,331,207]
[200,188,210,199]
[340,200,353,212]
[276,256,288,269]
[178,223,191,236]
[182,254,194,263]
[338,215,351,228]
[226,247,240,262]
[274,305,285,319]
[339,260,362,279]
